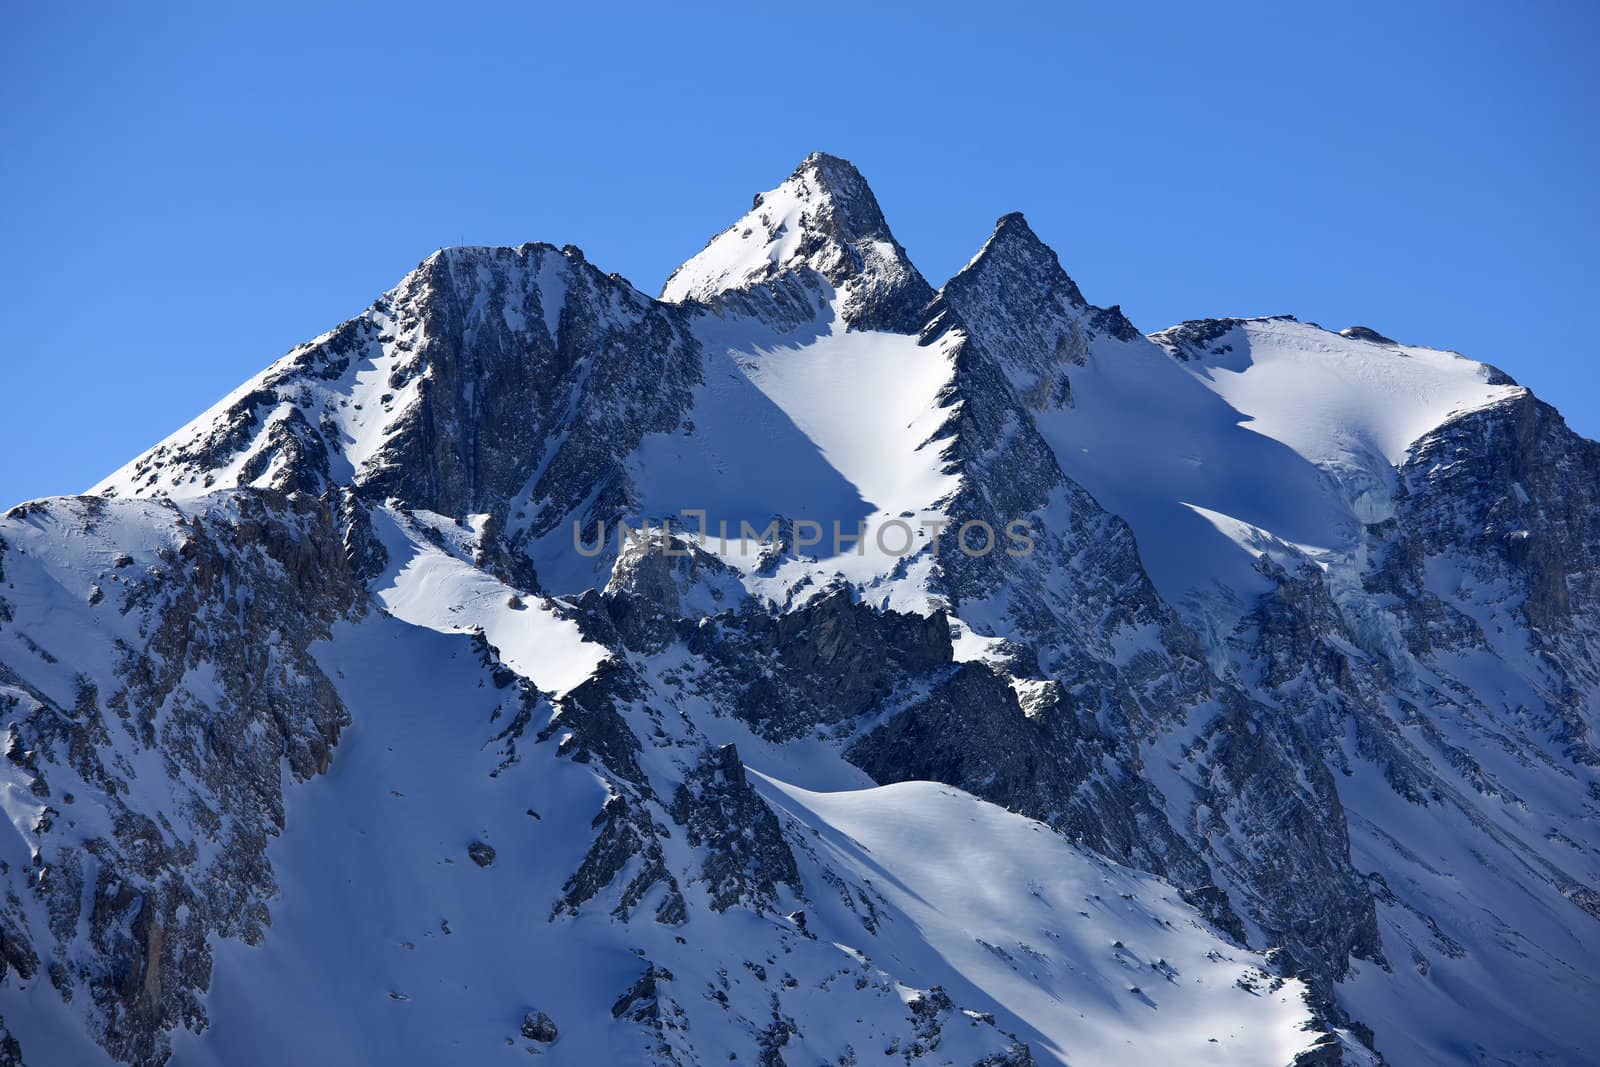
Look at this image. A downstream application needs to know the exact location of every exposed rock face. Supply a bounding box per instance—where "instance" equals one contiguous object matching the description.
[555,792,686,925]
[93,244,704,571]
[1339,325,1398,346]
[611,963,670,1022]
[600,531,746,652]
[849,663,1049,790]
[1152,313,1293,361]
[0,1018,20,1067]
[670,744,799,913]
[4,151,1596,1067]
[940,213,1108,390]
[1395,391,1600,633]
[520,1009,559,1043]
[688,589,953,742]
[930,211,1203,670]
[0,490,363,1064]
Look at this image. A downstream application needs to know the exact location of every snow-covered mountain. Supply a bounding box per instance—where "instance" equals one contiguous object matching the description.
[2,152,1596,1066]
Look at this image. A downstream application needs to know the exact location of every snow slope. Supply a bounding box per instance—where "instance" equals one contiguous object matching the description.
[162,614,1322,1067]
[167,615,639,1066]
[759,777,1326,1067]
[627,305,962,609]
[369,506,607,696]
[1013,314,1521,640]
[1181,319,1521,471]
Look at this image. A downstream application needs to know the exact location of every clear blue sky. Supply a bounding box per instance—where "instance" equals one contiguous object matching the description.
[4,2,1596,508]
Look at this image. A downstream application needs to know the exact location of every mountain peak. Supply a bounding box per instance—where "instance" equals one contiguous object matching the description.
[954,212,1086,309]
[661,152,932,331]
[991,210,1036,237]
[786,151,889,237]
[935,213,1144,391]
[797,149,851,168]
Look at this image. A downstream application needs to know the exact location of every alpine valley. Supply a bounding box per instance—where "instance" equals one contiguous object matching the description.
[1,153,1595,1066]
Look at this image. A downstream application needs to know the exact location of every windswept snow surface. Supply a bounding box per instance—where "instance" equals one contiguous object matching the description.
[1020,317,1520,637]
[1186,320,1521,470]
[758,777,1323,1067]
[1334,754,1600,1067]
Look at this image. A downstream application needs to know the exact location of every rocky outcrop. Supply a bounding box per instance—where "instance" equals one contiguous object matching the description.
[599,531,746,652]
[520,1009,559,1043]
[555,792,686,925]
[0,1017,21,1066]
[692,590,953,741]
[670,744,799,914]
[0,490,364,1064]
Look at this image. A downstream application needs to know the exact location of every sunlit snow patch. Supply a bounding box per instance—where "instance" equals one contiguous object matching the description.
[370,505,606,696]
